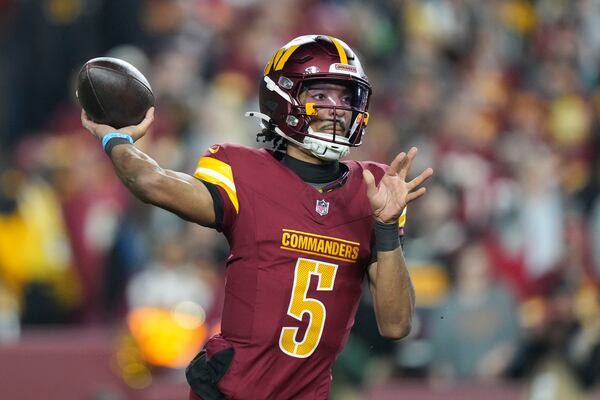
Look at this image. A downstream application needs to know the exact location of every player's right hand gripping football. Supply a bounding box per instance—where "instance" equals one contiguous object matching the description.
[81,107,155,143]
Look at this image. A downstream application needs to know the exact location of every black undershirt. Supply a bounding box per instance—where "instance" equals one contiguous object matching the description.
[280,154,343,184]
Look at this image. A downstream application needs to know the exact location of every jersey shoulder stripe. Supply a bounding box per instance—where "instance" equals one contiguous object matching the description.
[194,156,239,213]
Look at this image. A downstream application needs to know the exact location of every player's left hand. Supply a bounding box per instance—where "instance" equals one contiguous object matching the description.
[363,147,433,224]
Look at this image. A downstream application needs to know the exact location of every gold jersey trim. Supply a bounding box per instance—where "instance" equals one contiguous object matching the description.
[399,207,407,228]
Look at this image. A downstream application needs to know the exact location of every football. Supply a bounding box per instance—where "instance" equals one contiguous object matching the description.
[76,57,154,128]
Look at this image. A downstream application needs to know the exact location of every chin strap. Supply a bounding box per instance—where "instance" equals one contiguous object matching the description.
[303,128,350,161]
[245,112,350,161]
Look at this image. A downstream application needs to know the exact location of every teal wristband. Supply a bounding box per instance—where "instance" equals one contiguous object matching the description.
[102,132,133,153]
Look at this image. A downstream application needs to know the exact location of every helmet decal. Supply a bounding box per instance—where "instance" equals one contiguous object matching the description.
[274,45,300,72]
[264,44,301,76]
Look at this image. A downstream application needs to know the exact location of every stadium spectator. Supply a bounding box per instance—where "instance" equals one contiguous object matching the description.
[429,242,519,382]
[506,279,600,400]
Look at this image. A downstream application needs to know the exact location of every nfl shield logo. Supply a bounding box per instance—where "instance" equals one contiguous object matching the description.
[315,199,329,216]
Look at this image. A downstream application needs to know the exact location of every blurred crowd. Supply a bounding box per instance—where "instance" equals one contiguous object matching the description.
[1,0,600,399]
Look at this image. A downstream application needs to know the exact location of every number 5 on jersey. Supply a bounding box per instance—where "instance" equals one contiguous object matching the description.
[279,258,339,358]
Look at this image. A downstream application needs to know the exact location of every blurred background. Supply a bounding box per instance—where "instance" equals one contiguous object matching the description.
[1,0,600,399]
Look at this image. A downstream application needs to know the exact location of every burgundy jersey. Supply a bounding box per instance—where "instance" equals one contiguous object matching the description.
[192,144,388,400]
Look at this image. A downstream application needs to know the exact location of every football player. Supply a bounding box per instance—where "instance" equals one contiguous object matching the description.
[82,35,433,400]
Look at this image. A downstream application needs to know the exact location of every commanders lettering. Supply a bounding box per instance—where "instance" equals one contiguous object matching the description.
[334,64,357,72]
[281,231,359,262]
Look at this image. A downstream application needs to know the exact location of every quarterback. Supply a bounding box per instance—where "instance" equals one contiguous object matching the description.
[82,35,433,399]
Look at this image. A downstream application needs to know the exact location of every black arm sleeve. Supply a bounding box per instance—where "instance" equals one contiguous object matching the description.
[369,234,405,265]
[199,180,224,231]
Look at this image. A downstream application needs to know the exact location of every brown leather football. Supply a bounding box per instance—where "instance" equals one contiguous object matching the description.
[76,57,154,128]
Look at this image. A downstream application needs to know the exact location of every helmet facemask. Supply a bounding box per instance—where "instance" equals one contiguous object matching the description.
[273,76,370,161]
[294,78,370,158]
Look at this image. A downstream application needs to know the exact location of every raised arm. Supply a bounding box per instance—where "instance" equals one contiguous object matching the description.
[363,147,433,339]
[81,108,216,227]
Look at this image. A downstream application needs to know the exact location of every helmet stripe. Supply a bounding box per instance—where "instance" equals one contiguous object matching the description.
[274,45,300,71]
[265,47,285,75]
[328,36,348,64]
[264,55,275,76]
[272,47,286,68]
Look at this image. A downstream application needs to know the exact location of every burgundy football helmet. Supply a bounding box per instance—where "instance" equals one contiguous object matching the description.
[246,35,372,161]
